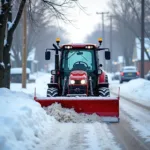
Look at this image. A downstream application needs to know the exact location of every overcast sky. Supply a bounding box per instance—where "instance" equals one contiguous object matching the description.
[56,0,110,43]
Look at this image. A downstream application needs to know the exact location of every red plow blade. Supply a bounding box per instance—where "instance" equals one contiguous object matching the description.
[34,96,120,122]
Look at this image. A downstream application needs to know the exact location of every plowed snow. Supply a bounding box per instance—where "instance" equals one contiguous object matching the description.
[44,103,101,123]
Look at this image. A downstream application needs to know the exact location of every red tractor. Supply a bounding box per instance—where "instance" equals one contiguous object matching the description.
[35,38,119,122]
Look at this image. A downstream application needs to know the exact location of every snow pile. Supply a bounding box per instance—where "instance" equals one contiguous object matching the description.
[0,88,56,150]
[110,78,150,106]
[44,103,101,123]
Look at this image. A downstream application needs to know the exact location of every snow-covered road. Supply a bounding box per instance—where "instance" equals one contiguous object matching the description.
[35,122,120,150]
[0,72,150,150]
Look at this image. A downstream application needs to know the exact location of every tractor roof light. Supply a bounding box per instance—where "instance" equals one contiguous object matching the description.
[98,38,103,46]
[85,45,93,49]
[65,45,72,49]
[56,38,60,46]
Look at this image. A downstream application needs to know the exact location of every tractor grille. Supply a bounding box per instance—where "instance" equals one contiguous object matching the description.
[69,85,87,94]
[75,80,81,84]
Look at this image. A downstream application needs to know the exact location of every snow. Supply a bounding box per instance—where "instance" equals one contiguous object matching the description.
[119,96,150,142]
[109,73,150,142]
[4,39,7,46]
[1,72,149,149]
[0,62,5,68]
[7,21,13,31]
[0,88,56,150]
[44,103,101,123]
[110,78,150,107]
[11,68,31,74]
[0,88,120,149]
[0,72,120,150]
[10,72,49,96]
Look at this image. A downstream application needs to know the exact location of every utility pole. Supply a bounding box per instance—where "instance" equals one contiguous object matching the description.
[96,12,109,70]
[22,4,27,88]
[141,0,145,78]
[110,15,113,72]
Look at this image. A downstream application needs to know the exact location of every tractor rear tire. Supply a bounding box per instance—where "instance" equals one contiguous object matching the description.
[47,87,58,97]
[98,87,110,97]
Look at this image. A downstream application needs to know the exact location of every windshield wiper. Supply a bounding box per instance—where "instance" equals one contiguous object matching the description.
[81,55,88,61]
[63,51,77,60]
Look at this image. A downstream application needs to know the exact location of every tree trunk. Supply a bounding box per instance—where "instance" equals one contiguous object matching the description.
[3,2,12,88]
[0,1,9,87]
[3,0,26,88]
[3,34,12,88]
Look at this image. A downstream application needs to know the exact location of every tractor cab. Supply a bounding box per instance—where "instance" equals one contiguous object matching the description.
[60,45,98,88]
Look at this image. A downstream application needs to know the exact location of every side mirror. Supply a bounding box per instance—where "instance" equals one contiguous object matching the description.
[105,51,111,60]
[45,51,51,60]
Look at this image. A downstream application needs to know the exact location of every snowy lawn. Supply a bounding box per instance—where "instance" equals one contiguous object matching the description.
[109,78,150,107]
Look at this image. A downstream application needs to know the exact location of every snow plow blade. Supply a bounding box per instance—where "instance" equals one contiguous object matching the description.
[34,96,119,123]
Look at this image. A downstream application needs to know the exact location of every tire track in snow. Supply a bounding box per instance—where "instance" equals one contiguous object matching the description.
[34,122,120,150]
[67,123,90,150]
[66,122,120,150]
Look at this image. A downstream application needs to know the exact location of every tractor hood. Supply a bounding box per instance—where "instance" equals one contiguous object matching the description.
[69,70,87,80]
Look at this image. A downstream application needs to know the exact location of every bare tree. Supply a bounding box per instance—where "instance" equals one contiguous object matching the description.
[0,0,83,88]
[109,0,150,64]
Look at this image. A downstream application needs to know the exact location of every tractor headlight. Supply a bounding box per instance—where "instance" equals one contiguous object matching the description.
[70,80,75,84]
[81,79,86,84]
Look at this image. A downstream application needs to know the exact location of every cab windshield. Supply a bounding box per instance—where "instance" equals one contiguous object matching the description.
[62,49,95,72]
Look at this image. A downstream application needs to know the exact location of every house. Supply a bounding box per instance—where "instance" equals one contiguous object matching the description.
[133,38,150,74]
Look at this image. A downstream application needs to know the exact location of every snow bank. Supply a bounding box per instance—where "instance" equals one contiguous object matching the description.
[0,88,56,150]
[110,78,150,106]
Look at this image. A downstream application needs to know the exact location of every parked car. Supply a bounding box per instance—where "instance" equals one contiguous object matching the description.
[145,70,150,80]
[10,68,35,83]
[112,72,120,80]
[119,66,140,83]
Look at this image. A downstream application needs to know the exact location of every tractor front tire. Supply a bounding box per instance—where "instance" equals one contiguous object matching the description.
[98,87,110,97]
[47,87,58,97]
